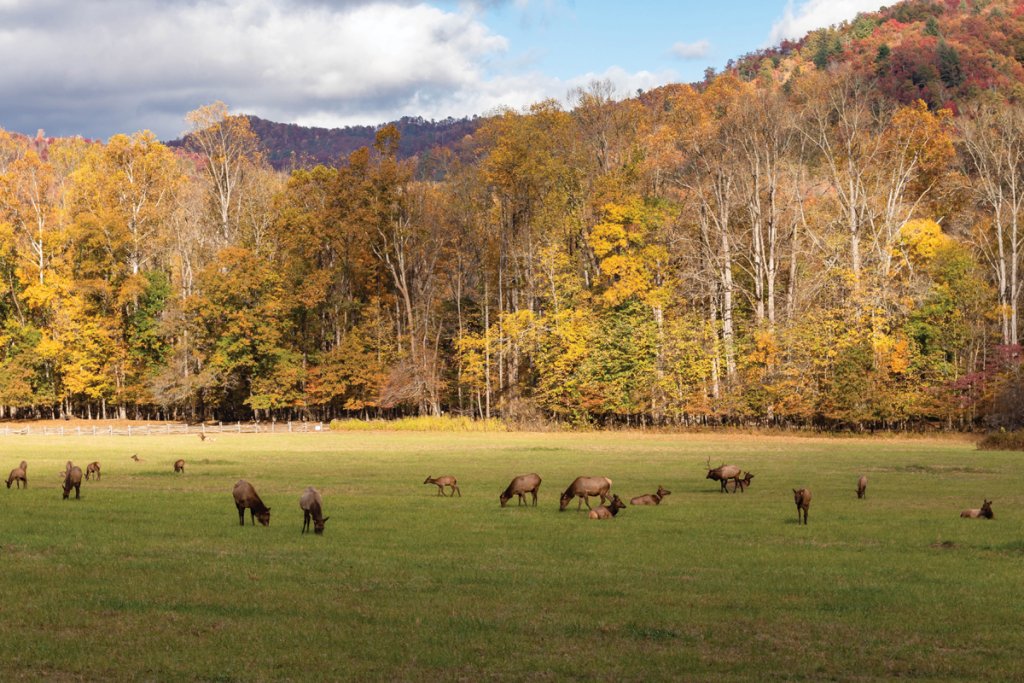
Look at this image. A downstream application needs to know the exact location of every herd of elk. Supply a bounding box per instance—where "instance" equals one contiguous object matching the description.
[630,486,671,506]
[423,475,461,497]
[6,460,27,489]
[85,461,101,480]
[500,473,541,507]
[960,499,993,519]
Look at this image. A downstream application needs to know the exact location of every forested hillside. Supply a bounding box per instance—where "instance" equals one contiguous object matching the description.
[1,0,1023,429]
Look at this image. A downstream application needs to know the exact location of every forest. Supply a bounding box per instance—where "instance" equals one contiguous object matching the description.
[1,0,1023,430]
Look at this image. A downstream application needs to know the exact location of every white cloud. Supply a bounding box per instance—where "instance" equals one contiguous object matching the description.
[671,40,711,61]
[768,0,888,45]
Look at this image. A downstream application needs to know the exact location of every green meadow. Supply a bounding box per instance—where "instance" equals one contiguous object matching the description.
[0,431,1021,681]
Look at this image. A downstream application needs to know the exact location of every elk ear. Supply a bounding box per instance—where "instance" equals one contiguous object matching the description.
[322,517,330,523]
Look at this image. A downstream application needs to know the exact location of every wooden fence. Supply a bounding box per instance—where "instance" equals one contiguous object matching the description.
[0,421,326,437]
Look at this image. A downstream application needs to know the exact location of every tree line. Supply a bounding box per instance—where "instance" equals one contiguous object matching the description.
[1,70,1022,430]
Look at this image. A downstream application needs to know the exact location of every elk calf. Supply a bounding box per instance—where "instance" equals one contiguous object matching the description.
[630,486,671,506]
[856,475,867,499]
[560,476,613,511]
[6,460,27,489]
[173,459,185,473]
[500,473,541,507]
[793,488,811,525]
[423,475,461,497]
[299,486,330,534]
[960,499,993,519]
[589,494,626,520]
[233,480,271,526]
[85,461,101,481]
[63,465,83,500]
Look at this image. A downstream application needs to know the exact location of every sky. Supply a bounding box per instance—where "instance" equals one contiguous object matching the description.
[0,0,889,141]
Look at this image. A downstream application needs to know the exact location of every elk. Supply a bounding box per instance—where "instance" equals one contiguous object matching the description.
[589,494,626,520]
[232,480,271,526]
[499,473,541,507]
[559,476,613,511]
[726,472,755,493]
[960,499,993,519]
[299,486,330,534]
[63,464,83,500]
[423,475,461,497]
[793,488,811,525]
[6,460,27,489]
[85,461,101,481]
[706,458,742,493]
[630,486,671,506]
[856,475,868,499]
[174,459,185,473]
[130,454,140,462]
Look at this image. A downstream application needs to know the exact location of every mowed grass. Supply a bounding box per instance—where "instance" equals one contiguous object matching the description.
[1,431,1022,681]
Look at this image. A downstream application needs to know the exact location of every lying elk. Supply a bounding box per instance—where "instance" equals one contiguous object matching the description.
[299,486,330,534]
[856,475,867,499]
[726,472,755,493]
[793,488,811,525]
[500,473,541,507]
[130,454,140,462]
[960,499,993,519]
[706,458,742,493]
[630,486,671,506]
[559,476,613,511]
[589,494,626,520]
[232,480,271,526]
[63,464,83,500]
[423,475,461,497]
[85,461,101,481]
[173,459,185,474]
[6,460,27,489]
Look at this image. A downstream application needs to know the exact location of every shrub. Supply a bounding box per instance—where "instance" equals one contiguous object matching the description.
[977,430,1024,451]
[329,415,507,432]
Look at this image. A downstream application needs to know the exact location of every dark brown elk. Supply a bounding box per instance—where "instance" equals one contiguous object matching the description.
[233,480,271,526]
[85,461,101,481]
[630,486,671,506]
[726,472,755,493]
[174,459,185,473]
[793,488,811,525]
[423,475,461,497]
[500,473,541,507]
[559,476,613,511]
[706,459,742,493]
[6,460,27,489]
[299,486,330,534]
[856,475,867,499]
[63,465,83,499]
[130,454,140,462]
[589,494,626,520]
[960,499,993,519]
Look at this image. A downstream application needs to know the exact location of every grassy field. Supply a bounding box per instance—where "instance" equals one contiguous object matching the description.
[0,430,1021,681]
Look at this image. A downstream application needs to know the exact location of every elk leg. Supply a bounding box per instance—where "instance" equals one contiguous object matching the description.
[531,490,538,506]
[453,485,461,497]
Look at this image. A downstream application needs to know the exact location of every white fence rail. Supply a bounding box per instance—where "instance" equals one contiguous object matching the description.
[0,421,326,437]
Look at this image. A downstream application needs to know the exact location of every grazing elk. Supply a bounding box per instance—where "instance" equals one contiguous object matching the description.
[63,464,83,499]
[793,488,811,525]
[499,473,541,507]
[6,460,27,489]
[589,494,626,520]
[232,480,271,526]
[726,472,755,493]
[173,459,185,473]
[423,475,461,497]
[299,486,330,534]
[630,486,671,506]
[85,461,101,481]
[559,476,613,511]
[706,459,742,493]
[960,499,993,519]
[856,475,868,499]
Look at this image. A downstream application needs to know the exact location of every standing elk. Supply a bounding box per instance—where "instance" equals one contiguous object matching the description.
[589,494,626,520]
[423,475,461,497]
[299,487,330,534]
[6,460,27,489]
[960,499,993,519]
[63,464,83,499]
[856,475,868,499]
[706,459,743,493]
[174,459,186,473]
[232,480,271,526]
[559,476,613,511]
[726,473,755,493]
[793,488,811,525]
[630,486,671,506]
[499,473,541,507]
[85,461,101,481]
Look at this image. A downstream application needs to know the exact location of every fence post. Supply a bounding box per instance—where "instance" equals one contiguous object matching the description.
[128,425,132,436]
[237,421,242,433]
[92,427,96,436]
[288,421,292,433]
[109,426,113,435]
